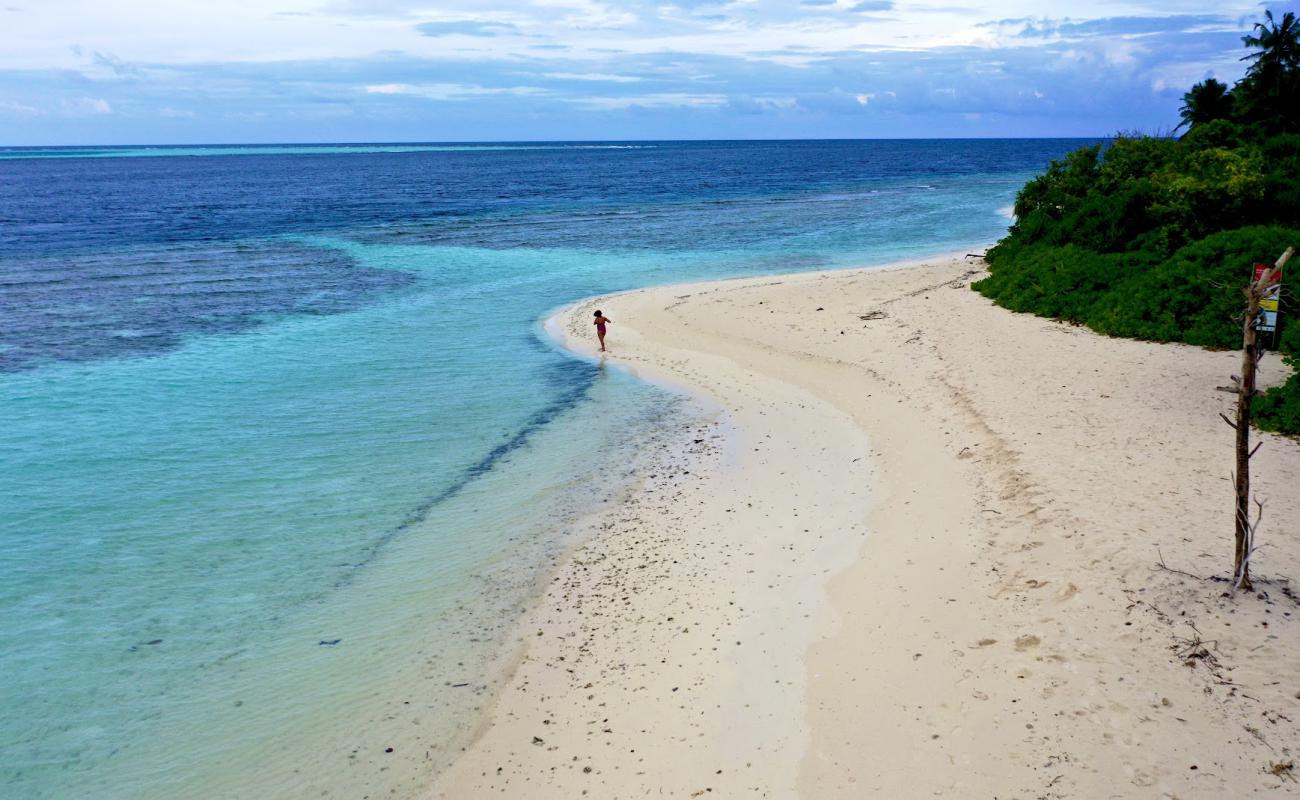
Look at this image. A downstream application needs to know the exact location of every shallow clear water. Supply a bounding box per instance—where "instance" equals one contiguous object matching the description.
[0,139,1091,798]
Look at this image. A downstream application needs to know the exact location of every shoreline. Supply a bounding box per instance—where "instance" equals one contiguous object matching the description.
[421,390,727,770]
[421,249,978,793]
[429,252,1300,798]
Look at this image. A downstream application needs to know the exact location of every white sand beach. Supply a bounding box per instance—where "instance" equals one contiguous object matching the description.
[430,254,1300,798]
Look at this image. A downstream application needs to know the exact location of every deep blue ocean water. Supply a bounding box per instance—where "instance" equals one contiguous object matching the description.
[0,139,1091,799]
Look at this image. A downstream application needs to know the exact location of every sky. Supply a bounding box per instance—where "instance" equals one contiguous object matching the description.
[0,1,1293,144]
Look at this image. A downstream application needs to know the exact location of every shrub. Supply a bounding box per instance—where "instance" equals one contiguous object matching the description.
[1094,227,1300,348]
[973,245,1127,322]
[1256,293,1300,434]
[1255,366,1300,434]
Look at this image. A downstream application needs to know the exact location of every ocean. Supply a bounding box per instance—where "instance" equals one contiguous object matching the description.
[0,139,1091,798]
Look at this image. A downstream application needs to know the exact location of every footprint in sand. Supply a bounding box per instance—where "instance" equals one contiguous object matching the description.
[1127,768,1156,787]
[1014,635,1041,651]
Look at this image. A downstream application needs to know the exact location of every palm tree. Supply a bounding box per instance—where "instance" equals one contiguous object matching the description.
[1241,10,1300,75]
[1175,78,1234,132]
[1237,10,1300,131]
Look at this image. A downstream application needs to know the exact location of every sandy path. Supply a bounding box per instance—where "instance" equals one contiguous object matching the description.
[429,255,1300,798]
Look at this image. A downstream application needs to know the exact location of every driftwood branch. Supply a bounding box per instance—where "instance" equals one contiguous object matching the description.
[1230,495,1266,597]
[1155,547,1208,580]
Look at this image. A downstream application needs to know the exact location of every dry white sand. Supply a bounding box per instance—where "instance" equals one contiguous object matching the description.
[429,254,1300,798]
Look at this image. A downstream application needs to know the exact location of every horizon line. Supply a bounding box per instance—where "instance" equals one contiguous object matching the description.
[4,135,1122,149]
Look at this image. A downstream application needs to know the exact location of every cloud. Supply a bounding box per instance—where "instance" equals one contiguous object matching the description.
[92,51,144,78]
[63,96,112,114]
[659,0,726,9]
[982,14,1236,40]
[414,20,518,37]
[726,94,800,114]
[0,4,1271,142]
[364,82,547,100]
[543,72,642,82]
[572,92,727,109]
[0,99,43,116]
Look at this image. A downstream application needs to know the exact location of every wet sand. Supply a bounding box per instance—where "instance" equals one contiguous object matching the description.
[429,253,1300,798]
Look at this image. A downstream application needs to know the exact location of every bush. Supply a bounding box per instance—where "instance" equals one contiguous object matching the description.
[1256,366,1300,434]
[1256,296,1300,434]
[978,227,1299,348]
[1179,118,1248,150]
[1092,227,1300,348]
[973,245,1129,322]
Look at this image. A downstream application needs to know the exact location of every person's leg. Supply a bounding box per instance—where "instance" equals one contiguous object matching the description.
[598,331,606,351]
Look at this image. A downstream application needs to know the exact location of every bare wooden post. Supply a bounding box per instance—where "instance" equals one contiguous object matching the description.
[1231,246,1292,592]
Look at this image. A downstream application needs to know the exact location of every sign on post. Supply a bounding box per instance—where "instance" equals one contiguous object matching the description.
[1253,262,1283,344]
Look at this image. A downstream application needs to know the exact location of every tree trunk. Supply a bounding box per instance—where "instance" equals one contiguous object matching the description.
[1234,292,1259,592]
[1232,246,1294,592]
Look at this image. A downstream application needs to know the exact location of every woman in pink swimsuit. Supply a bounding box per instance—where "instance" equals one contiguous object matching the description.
[593,310,612,352]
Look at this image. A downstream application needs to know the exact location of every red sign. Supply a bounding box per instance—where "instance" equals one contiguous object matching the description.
[1254,263,1283,284]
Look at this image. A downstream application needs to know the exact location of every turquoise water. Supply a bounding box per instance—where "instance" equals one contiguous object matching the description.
[2,240,685,798]
[0,140,1089,798]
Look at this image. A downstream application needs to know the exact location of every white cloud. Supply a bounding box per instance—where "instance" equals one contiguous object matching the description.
[748,95,798,109]
[0,99,44,116]
[0,1,1275,140]
[531,0,638,30]
[62,96,111,114]
[0,2,1267,76]
[364,82,549,100]
[573,92,727,109]
[543,72,643,82]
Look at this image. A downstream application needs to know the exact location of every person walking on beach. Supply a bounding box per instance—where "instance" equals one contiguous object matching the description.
[593,310,612,352]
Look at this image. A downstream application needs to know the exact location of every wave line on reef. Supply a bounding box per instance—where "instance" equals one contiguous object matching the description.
[335,356,599,586]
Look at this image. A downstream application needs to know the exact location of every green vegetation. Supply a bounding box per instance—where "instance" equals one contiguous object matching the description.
[974,11,1300,434]
[1256,323,1300,433]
